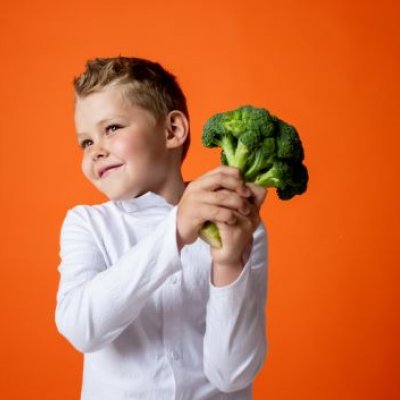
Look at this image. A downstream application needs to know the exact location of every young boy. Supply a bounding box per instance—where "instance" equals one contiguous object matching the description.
[55,57,268,400]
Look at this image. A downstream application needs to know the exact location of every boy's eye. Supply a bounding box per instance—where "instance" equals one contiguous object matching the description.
[80,139,93,149]
[106,124,122,134]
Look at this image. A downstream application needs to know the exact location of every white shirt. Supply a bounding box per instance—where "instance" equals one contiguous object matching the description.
[55,191,268,400]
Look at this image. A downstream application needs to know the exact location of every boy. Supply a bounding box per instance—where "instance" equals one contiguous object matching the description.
[56,57,268,399]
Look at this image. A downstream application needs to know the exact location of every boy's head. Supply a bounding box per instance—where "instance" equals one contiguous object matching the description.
[73,56,190,161]
[73,57,190,202]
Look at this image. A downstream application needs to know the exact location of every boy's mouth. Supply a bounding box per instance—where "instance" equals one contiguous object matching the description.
[98,163,124,178]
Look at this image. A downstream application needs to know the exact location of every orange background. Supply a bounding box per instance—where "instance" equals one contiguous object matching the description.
[1,0,399,398]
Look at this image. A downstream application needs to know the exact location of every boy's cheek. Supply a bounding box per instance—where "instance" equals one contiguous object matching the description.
[81,159,95,181]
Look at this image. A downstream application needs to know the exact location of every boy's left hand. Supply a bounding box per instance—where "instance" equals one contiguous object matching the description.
[210,184,267,286]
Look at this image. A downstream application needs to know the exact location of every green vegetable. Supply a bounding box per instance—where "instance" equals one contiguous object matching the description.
[199,105,309,248]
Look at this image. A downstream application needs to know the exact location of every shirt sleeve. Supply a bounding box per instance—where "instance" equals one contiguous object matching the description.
[55,206,182,353]
[203,222,268,393]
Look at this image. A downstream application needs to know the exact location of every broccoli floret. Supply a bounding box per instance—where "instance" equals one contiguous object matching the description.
[202,113,237,166]
[254,160,293,187]
[276,121,304,162]
[220,105,275,139]
[254,160,308,199]
[201,105,309,248]
[276,162,309,200]
[202,105,275,170]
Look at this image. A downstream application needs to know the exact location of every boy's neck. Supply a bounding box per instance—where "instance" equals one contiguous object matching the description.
[155,170,187,206]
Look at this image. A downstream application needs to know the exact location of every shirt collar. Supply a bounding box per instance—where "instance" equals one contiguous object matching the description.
[114,191,173,213]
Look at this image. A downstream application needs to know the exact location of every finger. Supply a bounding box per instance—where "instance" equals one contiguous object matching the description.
[229,202,260,231]
[200,204,237,225]
[246,203,261,230]
[203,189,252,215]
[196,171,251,197]
[245,183,268,208]
[201,165,242,178]
[216,211,257,236]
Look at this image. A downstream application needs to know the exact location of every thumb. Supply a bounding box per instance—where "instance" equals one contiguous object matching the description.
[245,183,268,208]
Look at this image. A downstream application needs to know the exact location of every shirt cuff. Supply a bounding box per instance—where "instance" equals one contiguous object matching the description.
[208,242,253,297]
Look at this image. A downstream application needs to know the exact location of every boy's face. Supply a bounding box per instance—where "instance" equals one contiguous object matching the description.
[74,84,170,201]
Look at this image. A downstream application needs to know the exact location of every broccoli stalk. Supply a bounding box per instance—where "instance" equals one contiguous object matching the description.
[244,138,276,181]
[198,221,222,249]
[200,105,309,248]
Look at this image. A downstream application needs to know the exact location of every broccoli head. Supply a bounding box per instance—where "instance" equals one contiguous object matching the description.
[200,104,309,247]
[202,105,275,170]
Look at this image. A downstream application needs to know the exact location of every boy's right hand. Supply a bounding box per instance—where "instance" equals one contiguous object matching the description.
[176,166,252,250]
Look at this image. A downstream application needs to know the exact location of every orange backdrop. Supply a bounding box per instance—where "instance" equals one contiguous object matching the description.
[1,0,399,398]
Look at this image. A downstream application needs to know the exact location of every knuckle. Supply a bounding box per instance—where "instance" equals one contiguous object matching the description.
[209,206,221,220]
[185,191,194,205]
[185,181,196,193]
[214,190,227,203]
[230,167,241,177]
[217,171,226,181]
[222,209,234,222]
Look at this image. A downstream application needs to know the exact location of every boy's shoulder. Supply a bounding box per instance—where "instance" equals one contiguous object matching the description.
[68,199,114,214]
[63,192,173,226]
[63,200,120,226]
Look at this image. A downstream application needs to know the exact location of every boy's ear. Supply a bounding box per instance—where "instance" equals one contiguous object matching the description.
[164,110,189,150]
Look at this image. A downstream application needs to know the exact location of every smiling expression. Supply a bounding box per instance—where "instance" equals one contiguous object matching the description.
[74,84,171,201]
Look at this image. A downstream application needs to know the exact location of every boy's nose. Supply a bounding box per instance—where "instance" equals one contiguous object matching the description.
[92,144,109,160]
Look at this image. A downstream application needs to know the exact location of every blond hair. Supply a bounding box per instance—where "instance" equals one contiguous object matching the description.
[73,56,190,161]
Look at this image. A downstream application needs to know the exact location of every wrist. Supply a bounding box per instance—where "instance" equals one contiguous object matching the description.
[212,259,243,270]
[176,205,201,250]
[211,259,244,287]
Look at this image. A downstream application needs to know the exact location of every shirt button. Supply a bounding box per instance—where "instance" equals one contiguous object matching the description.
[170,350,180,360]
[171,275,178,284]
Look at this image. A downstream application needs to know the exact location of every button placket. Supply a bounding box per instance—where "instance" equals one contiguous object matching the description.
[163,272,183,368]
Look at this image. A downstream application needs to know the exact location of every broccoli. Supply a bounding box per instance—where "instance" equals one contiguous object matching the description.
[200,105,309,248]
[202,106,275,170]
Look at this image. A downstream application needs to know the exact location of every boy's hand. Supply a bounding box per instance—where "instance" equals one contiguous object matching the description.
[176,166,252,250]
[210,183,267,286]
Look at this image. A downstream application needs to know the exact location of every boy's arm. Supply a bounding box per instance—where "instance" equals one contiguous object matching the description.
[203,223,268,393]
[55,205,182,353]
[177,171,268,392]
[202,187,269,393]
